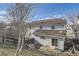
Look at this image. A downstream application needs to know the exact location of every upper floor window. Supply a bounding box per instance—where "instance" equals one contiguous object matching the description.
[55,25,64,30]
[51,26,55,29]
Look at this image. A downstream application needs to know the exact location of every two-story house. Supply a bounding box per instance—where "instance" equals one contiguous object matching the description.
[27,18,66,50]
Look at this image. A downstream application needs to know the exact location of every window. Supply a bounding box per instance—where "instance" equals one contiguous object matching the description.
[29,26,31,29]
[40,36,45,39]
[51,26,55,29]
[52,39,57,46]
[39,26,42,29]
[55,25,64,30]
[30,38,34,43]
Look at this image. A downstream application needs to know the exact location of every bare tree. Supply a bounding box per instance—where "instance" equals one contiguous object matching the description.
[7,3,34,55]
[0,21,6,44]
[66,14,78,54]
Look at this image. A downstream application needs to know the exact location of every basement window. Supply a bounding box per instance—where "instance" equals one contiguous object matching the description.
[40,36,45,39]
[29,26,31,29]
[52,39,57,46]
[39,26,42,29]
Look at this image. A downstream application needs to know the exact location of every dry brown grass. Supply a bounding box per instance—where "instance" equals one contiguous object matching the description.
[0,43,79,56]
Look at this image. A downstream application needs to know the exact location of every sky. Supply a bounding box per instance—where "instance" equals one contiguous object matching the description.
[0,3,79,22]
[31,3,79,20]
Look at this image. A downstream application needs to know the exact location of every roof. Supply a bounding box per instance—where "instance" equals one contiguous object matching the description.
[28,18,66,27]
[33,30,66,38]
[8,20,29,27]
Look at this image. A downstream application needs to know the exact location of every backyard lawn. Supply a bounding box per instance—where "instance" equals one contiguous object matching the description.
[0,43,45,56]
[0,43,61,56]
[0,43,79,56]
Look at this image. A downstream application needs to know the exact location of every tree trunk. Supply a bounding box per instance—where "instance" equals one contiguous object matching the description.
[71,39,77,54]
[15,32,22,56]
[18,36,24,54]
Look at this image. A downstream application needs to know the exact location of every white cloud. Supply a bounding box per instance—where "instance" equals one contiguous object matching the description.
[51,14,64,18]
[33,16,38,19]
[29,14,64,22]
[0,15,9,24]
[0,10,7,15]
[0,16,5,18]
[42,14,64,20]
[0,10,9,23]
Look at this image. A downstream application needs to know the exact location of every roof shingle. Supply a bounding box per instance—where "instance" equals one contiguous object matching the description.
[28,18,66,27]
[33,30,66,38]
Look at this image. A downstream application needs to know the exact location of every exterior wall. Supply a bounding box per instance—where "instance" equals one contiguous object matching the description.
[75,17,79,43]
[25,27,40,38]
[34,34,65,50]
[57,37,65,50]
[77,24,79,42]
[77,32,79,41]
[33,35,51,46]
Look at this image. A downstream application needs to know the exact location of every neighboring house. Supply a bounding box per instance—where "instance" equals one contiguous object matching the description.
[27,18,66,50]
[77,24,79,43]
[76,16,79,43]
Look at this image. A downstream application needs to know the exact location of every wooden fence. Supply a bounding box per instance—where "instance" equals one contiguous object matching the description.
[0,34,18,46]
